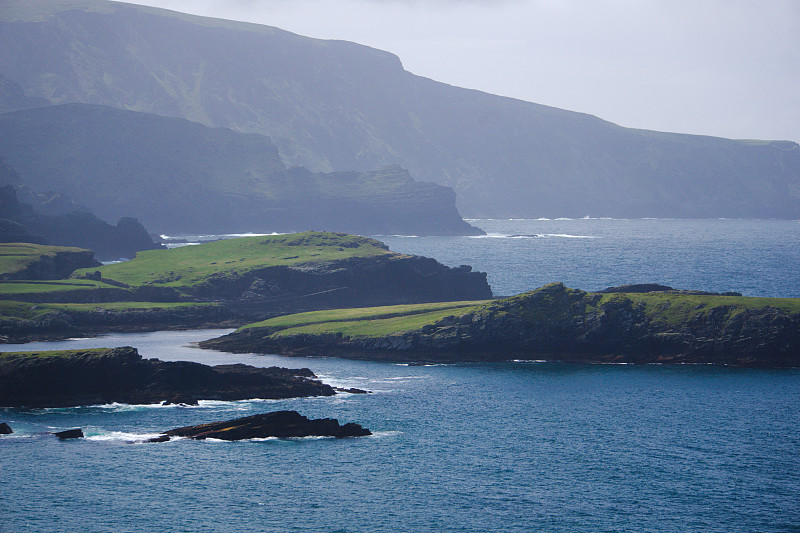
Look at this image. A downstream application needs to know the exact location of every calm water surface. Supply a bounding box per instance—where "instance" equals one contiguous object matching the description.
[2,219,800,531]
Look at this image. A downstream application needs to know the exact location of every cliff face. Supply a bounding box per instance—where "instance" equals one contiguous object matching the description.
[0,347,335,408]
[206,284,800,367]
[1,2,798,219]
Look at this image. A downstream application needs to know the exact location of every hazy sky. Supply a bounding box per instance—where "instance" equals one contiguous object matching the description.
[126,0,799,142]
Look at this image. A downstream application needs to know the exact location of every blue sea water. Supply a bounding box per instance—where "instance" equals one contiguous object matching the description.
[2,219,800,532]
[378,218,800,298]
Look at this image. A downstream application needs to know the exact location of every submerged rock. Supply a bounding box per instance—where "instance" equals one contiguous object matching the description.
[149,410,371,441]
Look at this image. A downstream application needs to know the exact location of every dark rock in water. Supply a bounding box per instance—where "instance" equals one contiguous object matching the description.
[0,422,12,434]
[150,410,371,441]
[598,283,742,296]
[53,428,83,439]
[334,387,370,394]
[0,347,336,408]
[598,283,676,293]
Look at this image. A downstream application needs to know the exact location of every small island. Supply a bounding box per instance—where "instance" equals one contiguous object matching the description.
[0,346,336,408]
[201,283,800,367]
[148,411,371,442]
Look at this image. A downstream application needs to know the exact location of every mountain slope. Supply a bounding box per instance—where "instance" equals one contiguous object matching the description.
[0,104,480,235]
[1,0,799,218]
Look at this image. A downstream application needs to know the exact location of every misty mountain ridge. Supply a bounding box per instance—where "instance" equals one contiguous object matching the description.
[1,0,798,219]
[0,103,481,236]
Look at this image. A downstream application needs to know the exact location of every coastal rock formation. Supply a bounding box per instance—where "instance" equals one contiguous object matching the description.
[0,422,11,434]
[149,410,371,442]
[0,347,335,408]
[203,283,800,367]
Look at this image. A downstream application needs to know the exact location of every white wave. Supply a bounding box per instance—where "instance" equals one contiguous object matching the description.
[85,430,165,443]
[467,232,598,239]
[542,233,599,239]
[512,359,550,363]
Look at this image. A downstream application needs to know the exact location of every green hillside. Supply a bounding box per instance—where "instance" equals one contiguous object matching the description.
[1,1,798,219]
[73,232,394,290]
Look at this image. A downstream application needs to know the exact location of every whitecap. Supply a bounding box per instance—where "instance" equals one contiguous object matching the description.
[85,430,165,443]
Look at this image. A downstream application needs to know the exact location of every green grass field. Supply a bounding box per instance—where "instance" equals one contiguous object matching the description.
[72,232,395,288]
[0,348,111,362]
[601,292,800,326]
[233,285,800,342]
[0,300,220,321]
[241,300,490,337]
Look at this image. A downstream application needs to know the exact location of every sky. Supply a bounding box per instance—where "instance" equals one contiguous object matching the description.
[126,0,799,142]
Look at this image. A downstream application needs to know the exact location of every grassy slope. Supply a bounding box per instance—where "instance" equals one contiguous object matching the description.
[0,243,89,276]
[71,232,395,289]
[0,348,110,362]
[235,284,800,340]
[241,301,490,336]
[0,279,123,295]
[0,300,220,321]
[600,292,800,326]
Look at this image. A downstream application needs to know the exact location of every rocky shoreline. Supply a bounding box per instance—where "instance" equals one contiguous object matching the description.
[0,346,335,408]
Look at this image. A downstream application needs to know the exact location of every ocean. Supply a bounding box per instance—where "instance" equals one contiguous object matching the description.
[2,219,799,532]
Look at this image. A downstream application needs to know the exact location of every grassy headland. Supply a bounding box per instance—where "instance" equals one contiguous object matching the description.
[71,232,394,291]
[203,283,800,366]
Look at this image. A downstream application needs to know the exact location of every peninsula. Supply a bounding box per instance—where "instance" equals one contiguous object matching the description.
[0,231,492,342]
[201,283,800,367]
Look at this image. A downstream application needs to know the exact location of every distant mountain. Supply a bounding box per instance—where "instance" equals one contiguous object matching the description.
[0,104,480,235]
[0,159,160,260]
[1,0,798,218]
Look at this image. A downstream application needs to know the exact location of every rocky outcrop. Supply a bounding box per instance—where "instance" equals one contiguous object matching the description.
[0,347,335,408]
[0,422,11,434]
[205,284,800,367]
[148,410,371,442]
[53,428,84,440]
